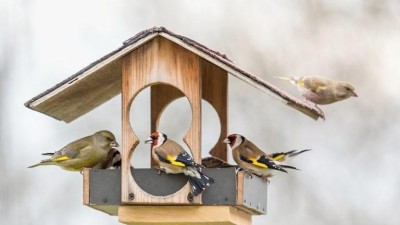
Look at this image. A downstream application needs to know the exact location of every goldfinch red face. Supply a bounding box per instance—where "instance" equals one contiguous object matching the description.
[223,134,244,149]
[145,132,167,148]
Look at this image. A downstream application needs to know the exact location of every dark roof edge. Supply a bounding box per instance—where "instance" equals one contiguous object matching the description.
[25,26,322,119]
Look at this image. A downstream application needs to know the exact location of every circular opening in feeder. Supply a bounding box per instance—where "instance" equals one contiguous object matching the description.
[129,84,192,168]
[129,86,151,168]
[158,98,192,152]
[129,84,192,196]
[202,100,221,154]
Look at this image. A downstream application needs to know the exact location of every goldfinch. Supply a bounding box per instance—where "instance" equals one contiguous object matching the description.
[28,130,119,171]
[223,134,299,180]
[145,132,214,196]
[276,76,357,118]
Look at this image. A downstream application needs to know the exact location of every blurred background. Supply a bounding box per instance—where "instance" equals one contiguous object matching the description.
[1,0,400,224]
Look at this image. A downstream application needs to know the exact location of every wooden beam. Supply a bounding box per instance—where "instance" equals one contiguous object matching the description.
[200,59,228,160]
[118,206,251,225]
[83,168,90,206]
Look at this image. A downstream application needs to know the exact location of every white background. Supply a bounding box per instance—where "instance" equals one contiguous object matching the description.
[1,0,400,224]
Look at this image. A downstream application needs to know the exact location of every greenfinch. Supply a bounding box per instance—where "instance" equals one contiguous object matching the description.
[145,132,214,196]
[223,134,300,181]
[28,130,119,171]
[276,76,357,118]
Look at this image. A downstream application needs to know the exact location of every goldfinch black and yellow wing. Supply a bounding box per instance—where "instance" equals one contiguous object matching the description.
[270,149,311,162]
[239,153,287,173]
[154,148,196,168]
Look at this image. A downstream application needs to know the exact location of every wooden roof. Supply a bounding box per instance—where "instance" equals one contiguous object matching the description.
[25,27,323,122]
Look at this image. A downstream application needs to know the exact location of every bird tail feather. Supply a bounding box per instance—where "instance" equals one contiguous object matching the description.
[288,149,311,158]
[280,164,300,171]
[41,152,55,156]
[27,160,55,168]
[187,170,214,196]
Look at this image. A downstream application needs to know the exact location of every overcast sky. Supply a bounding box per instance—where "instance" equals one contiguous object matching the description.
[1,0,400,225]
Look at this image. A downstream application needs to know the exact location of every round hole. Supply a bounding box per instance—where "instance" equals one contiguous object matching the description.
[129,85,224,166]
[202,100,221,156]
[129,86,151,168]
[129,84,192,196]
[129,84,192,167]
[158,97,192,152]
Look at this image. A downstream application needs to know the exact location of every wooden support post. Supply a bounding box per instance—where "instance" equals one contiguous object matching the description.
[200,59,228,161]
[118,206,251,225]
[121,37,202,204]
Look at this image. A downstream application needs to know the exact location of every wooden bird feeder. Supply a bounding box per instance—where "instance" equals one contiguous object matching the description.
[25,27,323,225]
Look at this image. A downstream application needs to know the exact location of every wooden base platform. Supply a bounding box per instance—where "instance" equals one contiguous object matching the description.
[119,206,251,225]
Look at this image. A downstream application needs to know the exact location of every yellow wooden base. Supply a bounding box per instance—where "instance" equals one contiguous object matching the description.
[118,206,252,225]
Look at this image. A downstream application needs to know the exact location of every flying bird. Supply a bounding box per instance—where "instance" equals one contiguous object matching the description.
[28,130,119,171]
[276,76,357,119]
[223,134,300,181]
[145,132,214,196]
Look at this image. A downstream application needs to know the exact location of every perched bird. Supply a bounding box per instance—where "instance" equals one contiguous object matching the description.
[223,134,300,181]
[276,76,357,118]
[145,132,214,196]
[28,130,119,171]
[92,148,121,169]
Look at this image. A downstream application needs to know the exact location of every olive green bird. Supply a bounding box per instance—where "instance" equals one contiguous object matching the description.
[276,76,358,118]
[28,130,119,171]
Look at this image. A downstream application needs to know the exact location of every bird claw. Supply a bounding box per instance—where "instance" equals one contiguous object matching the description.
[315,104,326,120]
[235,167,242,174]
[261,176,270,184]
[245,171,253,179]
[152,165,165,175]
[158,168,166,175]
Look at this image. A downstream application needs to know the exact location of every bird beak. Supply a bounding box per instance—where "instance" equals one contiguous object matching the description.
[352,92,358,97]
[274,76,291,81]
[222,138,230,144]
[110,141,119,147]
[145,138,153,144]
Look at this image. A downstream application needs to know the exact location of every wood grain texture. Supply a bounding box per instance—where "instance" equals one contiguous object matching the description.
[83,168,90,205]
[32,60,121,122]
[118,206,251,225]
[200,59,228,161]
[236,171,244,206]
[122,37,202,204]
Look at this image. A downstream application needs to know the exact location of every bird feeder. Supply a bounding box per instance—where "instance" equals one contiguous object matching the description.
[25,27,323,225]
